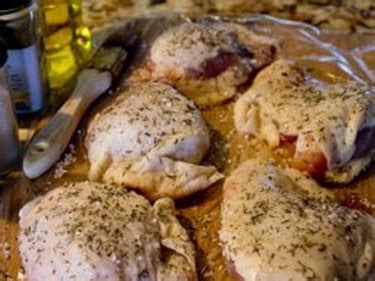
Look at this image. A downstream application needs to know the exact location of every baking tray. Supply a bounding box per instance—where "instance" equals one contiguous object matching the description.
[0,13,374,280]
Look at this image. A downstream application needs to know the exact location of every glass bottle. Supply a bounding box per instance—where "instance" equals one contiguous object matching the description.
[40,0,92,106]
[0,0,47,114]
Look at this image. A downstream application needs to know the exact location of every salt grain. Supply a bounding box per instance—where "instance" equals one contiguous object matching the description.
[1,242,10,260]
[17,269,26,281]
[53,144,77,179]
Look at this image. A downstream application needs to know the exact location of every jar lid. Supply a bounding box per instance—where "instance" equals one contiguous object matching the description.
[0,0,32,13]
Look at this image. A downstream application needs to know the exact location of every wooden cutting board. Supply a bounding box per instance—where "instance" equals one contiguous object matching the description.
[0,14,374,280]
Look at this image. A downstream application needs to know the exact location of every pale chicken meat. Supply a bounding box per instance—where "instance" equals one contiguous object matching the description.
[19,181,197,281]
[85,82,222,200]
[234,59,375,182]
[149,22,278,106]
[220,159,375,281]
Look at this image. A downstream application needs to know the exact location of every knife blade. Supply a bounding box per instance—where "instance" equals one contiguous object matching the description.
[23,43,128,179]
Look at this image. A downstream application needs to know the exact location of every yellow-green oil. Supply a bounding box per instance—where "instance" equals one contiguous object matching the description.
[40,0,92,106]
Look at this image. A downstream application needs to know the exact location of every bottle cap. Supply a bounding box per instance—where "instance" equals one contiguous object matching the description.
[0,0,32,13]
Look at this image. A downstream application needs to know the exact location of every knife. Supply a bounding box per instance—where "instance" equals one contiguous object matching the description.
[23,44,128,179]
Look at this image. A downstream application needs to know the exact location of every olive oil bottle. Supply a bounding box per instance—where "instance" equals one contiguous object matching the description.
[40,0,92,106]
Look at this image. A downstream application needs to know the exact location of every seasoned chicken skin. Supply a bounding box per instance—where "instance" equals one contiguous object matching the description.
[19,182,197,281]
[150,22,277,106]
[85,82,222,200]
[220,159,375,281]
[234,60,375,182]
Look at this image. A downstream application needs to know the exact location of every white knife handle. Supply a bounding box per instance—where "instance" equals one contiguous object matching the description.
[23,69,112,179]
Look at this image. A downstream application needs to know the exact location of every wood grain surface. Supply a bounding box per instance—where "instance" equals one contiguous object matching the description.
[0,15,374,280]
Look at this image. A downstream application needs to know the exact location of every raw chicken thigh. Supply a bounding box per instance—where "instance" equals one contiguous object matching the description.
[220,159,375,281]
[234,60,375,182]
[150,22,277,106]
[86,82,222,200]
[19,181,197,281]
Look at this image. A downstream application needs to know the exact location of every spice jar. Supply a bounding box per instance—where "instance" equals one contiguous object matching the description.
[0,0,47,114]
[0,44,20,175]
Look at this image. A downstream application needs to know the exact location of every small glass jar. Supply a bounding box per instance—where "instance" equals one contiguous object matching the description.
[0,0,47,115]
[40,0,92,107]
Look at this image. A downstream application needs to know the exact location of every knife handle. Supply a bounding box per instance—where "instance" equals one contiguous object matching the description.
[23,69,112,179]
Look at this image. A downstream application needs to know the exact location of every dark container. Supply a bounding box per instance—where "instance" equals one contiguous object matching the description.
[0,0,47,114]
